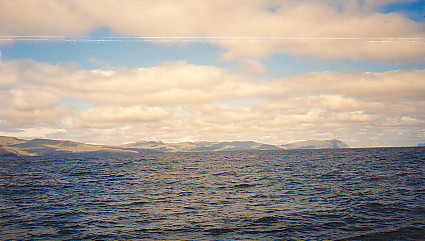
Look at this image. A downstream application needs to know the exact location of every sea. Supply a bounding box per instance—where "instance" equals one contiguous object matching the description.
[1,147,424,240]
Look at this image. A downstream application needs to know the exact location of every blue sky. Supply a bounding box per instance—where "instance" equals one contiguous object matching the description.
[0,40,223,70]
[379,0,425,21]
[0,0,424,146]
[2,38,424,82]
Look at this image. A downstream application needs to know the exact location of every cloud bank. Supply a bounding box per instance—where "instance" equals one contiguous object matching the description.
[1,0,424,63]
[0,59,423,146]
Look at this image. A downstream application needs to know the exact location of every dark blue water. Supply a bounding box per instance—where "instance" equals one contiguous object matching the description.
[1,147,424,240]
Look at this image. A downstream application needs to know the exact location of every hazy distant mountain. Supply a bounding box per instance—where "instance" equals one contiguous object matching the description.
[0,136,26,146]
[121,140,282,152]
[120,140,189,152]
[0,146,19,157]
[0,136,349,157]
[0,136,137,157]
[282,139,349,149]
[121,140,349,152]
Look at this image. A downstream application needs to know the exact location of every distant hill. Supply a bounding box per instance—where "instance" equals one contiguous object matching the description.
[0,136,138,157]
[282,139,349,149]
[0,146,19,157]
[121,140,283,152]
[0,136,26,146]
[122,139,349,152]
[0,136,349,156]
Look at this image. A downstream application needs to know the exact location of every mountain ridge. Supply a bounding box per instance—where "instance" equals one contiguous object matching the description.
[0,136,349,157]
[282,139,349,149]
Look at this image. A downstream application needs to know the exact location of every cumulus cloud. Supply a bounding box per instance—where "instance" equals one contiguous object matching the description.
[0,61,19,87]
[269,70,425,101]
[0,0,95,36]
[75,106,171,128]
[1,0,424,63]
[238,59,267,76]
[10,60,265,106]
[0,59,424,146]
[0,84,69,130]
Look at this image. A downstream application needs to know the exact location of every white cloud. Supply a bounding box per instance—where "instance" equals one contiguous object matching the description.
[0,0,95,36]
[0,61,19,87]
[7,60,265,106]
[0,85,69,129]
[238,58,267,76]
[0,59,424,146]
[75,106,171,128]
[0,127,66,140]
[6,88,61,111]
[269,70,425,101]
[1,0,424,63]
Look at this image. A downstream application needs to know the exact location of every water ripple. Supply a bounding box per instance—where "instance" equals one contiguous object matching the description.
[0,147,424,240]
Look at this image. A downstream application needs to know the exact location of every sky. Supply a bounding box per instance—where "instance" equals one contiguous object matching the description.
[0,0,424,147]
